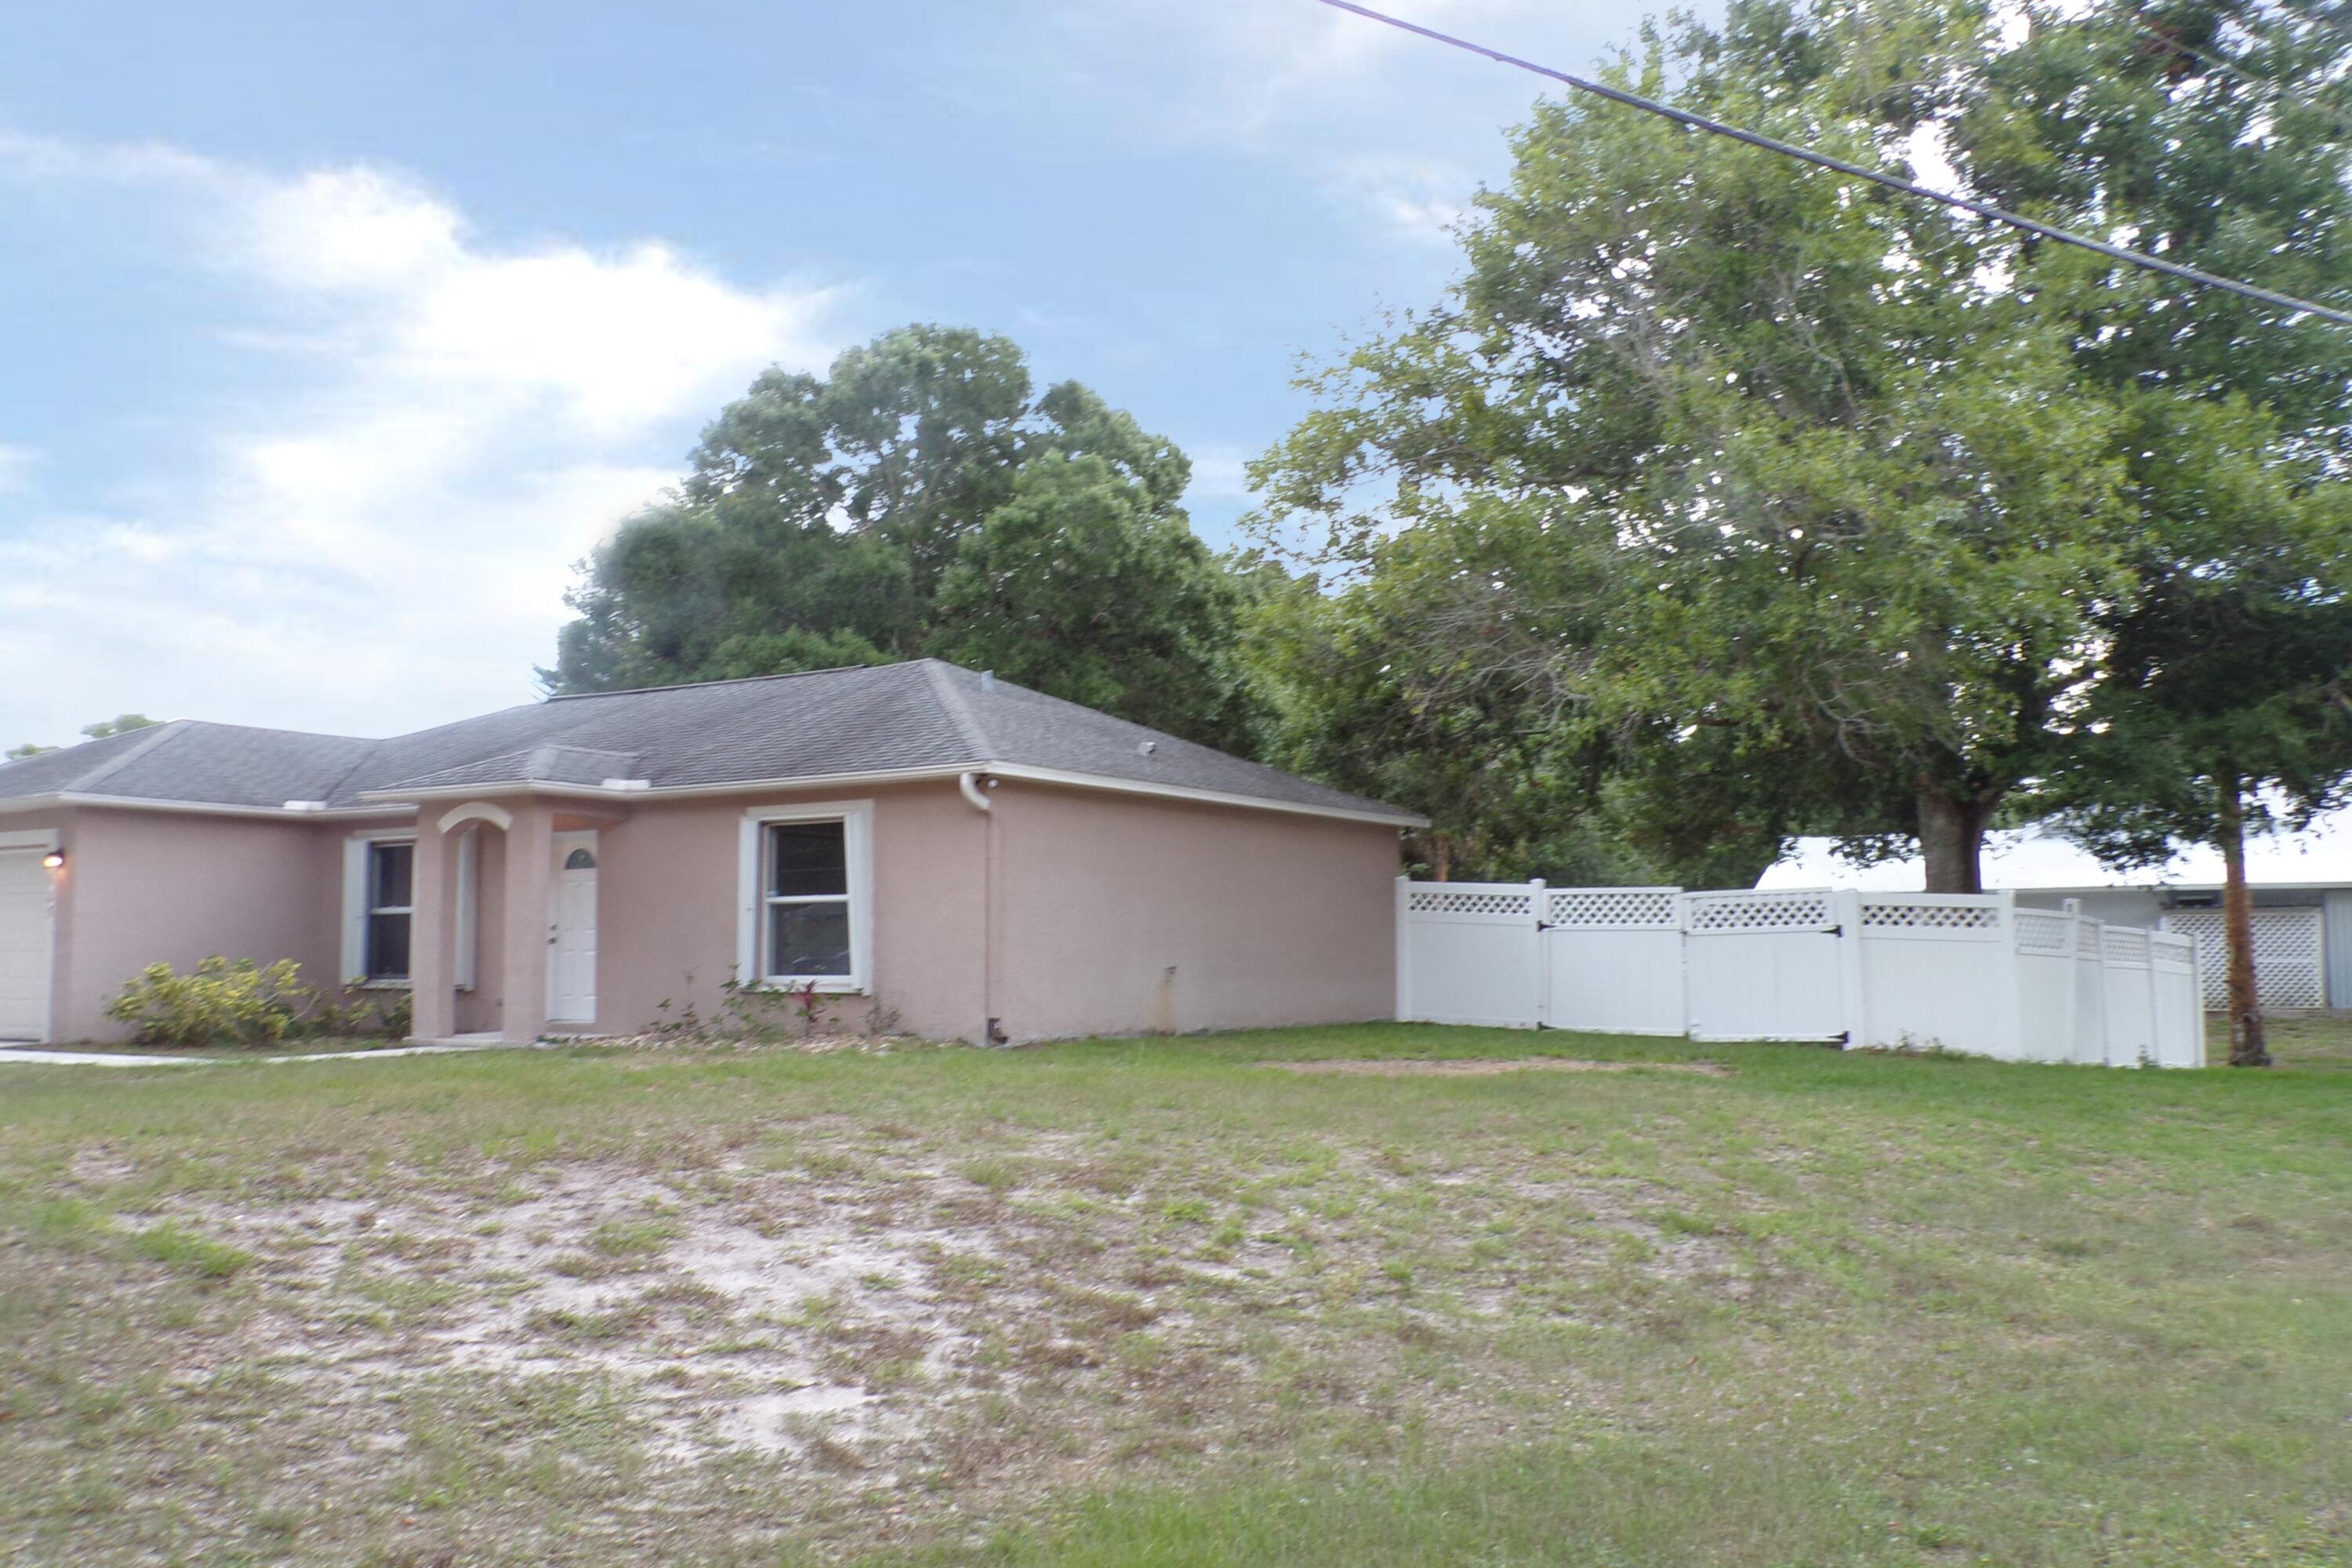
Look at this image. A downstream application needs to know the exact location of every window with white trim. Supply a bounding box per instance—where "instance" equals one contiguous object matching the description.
[738,801,873,991]
[765,822,849,978]
[365,840,414,982]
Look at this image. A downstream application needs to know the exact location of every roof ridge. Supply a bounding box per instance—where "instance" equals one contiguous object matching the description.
[544,662,907,702]
[920,659,992,762]
[71,720,193,793]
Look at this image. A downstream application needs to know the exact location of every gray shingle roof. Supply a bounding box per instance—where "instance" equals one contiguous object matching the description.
[0,660,1421,824]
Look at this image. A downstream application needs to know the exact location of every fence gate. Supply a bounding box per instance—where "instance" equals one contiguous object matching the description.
[1395,881,1543,1029]
[1681,889,1850,1042]
[1539,887,1686,1036]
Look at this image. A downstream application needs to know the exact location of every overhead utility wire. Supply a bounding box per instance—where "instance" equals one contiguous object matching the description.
[1312,0,2352,329]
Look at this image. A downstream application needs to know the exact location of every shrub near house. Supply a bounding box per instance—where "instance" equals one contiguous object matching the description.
[105,958,408,1050]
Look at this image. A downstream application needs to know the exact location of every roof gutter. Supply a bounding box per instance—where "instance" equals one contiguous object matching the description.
[357,762,1426,828]
[0,763,1423,830]
[0,792,410,822]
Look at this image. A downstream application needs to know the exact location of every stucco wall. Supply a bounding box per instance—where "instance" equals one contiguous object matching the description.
[989,781,1401,1042]
[413,781,993,1043]
[20,775,1401,1047]
[40,807,390,1042]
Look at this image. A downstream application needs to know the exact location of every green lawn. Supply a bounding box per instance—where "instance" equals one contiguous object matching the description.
[3,1021,2350,1566]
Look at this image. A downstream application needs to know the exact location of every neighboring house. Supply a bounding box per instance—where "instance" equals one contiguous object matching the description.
[1764,828,2352,1012]
[0,662,1421,1045]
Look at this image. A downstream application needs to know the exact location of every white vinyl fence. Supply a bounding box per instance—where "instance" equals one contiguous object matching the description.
[2157,906,2328,1010]
[1397,880,2205,1068]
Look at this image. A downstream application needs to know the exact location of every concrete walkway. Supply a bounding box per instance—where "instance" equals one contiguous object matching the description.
[0,1040,540,1067]
[0,1048,209,1066]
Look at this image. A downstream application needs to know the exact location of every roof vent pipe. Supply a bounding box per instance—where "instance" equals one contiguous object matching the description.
[959,771,993,812]
[979,670,995,693]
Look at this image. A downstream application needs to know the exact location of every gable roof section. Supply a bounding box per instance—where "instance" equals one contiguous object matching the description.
[0,661,1422,826]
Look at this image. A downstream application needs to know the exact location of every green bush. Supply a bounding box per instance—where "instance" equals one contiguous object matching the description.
[315,982,412,1041]
[103,956,323,1049]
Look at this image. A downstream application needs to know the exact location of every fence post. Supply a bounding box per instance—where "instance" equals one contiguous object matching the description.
[1676,891,1696,1036]
[1833,888,1867,1048]
[1394,875,1410,1023]
[2183,926,2201,1072]
[1992,889,2024,1060]
[1526,879,1548,1029]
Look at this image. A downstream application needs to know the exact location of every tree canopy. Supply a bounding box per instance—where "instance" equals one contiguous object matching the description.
[5,713,161,761]
[545,326,1261,752]
[1248,0,2352,900]
[1251,0,2145,889]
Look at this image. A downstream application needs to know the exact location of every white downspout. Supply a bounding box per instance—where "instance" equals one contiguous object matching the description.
[959,771,1003,1043]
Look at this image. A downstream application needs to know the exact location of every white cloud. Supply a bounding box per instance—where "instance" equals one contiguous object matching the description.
[1035,0,1599,147]
[1324,153,1480,244]
[1011,1,1639,252]
[0,444,35,494]
[1182,443,1257,504]
[0,134,844,742]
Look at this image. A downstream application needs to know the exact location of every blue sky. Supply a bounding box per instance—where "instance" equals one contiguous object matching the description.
[0,1,1683,743]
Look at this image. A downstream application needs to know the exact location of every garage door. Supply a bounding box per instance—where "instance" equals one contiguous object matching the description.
[0,848,54,1041]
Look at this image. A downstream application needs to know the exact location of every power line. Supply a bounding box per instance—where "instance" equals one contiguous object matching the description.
[1312,0,2352,329]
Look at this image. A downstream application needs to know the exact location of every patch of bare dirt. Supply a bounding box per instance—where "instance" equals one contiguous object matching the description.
[96,1134,1758,1558]
[1262,1056,1732,1078]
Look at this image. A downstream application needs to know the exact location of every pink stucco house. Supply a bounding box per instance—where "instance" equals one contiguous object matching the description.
[0,661,1418,1046]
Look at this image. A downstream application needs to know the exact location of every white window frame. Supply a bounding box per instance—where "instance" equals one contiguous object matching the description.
[737,800,873,993]
[342,833,417,989]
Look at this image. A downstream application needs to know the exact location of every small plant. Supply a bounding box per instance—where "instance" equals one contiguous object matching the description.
[103,957,321,1049]
[645,965,907,1050]
[376,986,412,1039]
[325,980,412,1040]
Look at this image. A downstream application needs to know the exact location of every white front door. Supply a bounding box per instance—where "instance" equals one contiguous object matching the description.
[547,833,599,1025]
[0,848,54,1041]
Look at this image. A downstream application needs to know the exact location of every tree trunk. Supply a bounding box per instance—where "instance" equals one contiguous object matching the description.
[1917,789,1990,894]
[2218,779,2270,1068]
[1428,836,1453,884]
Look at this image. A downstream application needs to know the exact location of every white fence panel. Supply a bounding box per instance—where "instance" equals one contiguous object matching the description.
[2070,916,2110,1066]
[1682,889,1851,1042]
[1851,893,2020,1058]
[1540,887,1686,1036]
[2147,931,2206,1069]
[1396,880,1543,1029]
[2100,926,2155,1068]
[2159,906,2328,1010]
[1393,880,2213,1070]
[2013,909,2078,1064]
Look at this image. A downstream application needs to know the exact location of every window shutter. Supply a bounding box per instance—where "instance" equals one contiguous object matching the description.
[736,816,761,986]
[341,837,369,982]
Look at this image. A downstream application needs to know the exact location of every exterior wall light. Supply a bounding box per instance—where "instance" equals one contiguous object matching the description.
[41,849,65,869]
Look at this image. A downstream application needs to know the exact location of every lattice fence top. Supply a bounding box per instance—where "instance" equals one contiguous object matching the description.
[1684,890,1833,932]
[1859,898,2002,932]
[2161,907,2327,1008]
[1544,887,1682,929]
[2149,932,2197,972]
[1405,885,1536,919]
[2077,920,2106,958]
[2102,927,2151,967]
[2014,911,2073,955]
